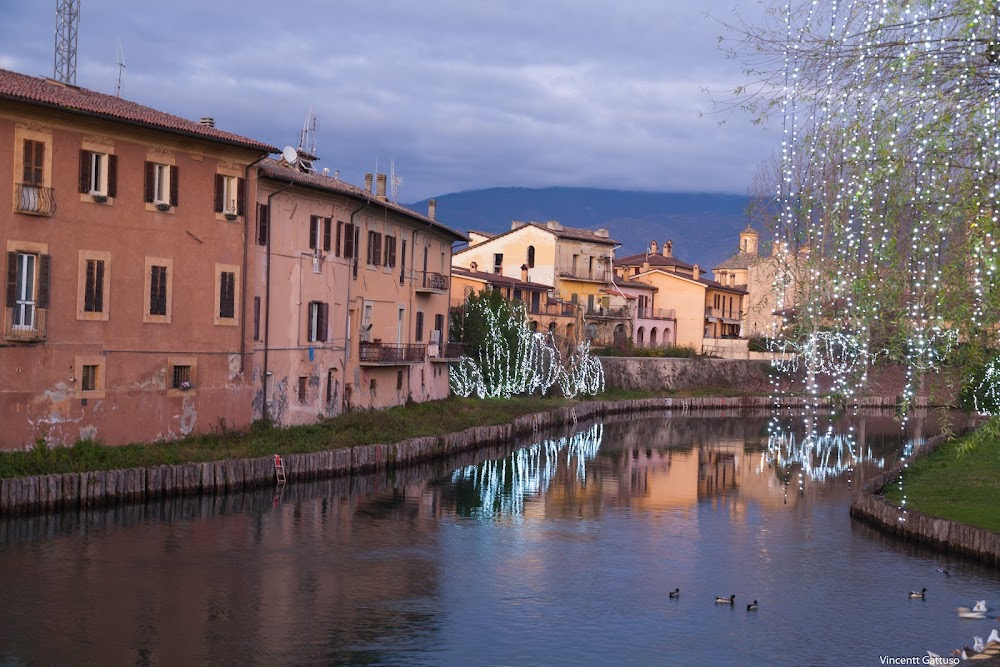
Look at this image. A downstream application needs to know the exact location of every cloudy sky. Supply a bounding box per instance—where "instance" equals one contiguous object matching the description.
[1,0,778,202]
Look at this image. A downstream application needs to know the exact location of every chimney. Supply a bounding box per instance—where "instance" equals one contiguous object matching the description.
[650,240,658,254]
[693,263,700,278]
[470,261,478,271]
[199,117,215,127]
[521,263,529,283]
[664,240,673,258]
[546,220,562,231]
[511,220,525,230]
[364,173,373,193]
[334,170,340,181]
[428,199,436,220]
[376,173,387,201]
[595,228,609,238]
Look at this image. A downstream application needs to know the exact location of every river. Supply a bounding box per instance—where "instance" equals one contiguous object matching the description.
[0,409,995,665]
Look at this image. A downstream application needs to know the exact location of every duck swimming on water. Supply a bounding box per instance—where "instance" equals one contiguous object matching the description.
[715,595,735,605]
[747,600,758,611]
[909,588,927,599]
[669,588,680,599]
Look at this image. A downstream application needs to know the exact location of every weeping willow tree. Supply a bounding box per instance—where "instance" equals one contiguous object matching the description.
[721,0,1000,413]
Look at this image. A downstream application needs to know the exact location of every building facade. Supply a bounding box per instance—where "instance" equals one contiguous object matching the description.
[0,69,275,447]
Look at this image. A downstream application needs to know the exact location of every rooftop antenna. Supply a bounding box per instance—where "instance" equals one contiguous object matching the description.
[298,110,317,155]
[115,38,126,97]
[54,0,81,85]
[390,159,402,203]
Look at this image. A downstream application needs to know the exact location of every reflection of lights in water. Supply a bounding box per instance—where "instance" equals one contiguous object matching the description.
[450,423,603,518]
[764,428,889,483]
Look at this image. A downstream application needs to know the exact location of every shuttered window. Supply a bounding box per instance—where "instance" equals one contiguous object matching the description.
[149,265,168,315]
[219,271,235,319]
[22,140,44,185]
[84,259,105,313]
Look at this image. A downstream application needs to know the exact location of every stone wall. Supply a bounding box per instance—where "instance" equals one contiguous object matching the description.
[600,357,774,393]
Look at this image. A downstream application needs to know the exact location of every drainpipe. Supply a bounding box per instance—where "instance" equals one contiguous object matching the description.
[262,182,295,423]
[341,198,371,411]
[240,153,270,374]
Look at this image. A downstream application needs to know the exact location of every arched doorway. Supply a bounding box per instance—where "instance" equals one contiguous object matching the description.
[636,326,645,347]
[650,327,659,347]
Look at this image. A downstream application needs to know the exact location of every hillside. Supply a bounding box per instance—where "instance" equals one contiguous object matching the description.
[408,187,752,270]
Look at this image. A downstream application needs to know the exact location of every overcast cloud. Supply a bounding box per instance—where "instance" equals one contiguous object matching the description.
[1,0,778,201]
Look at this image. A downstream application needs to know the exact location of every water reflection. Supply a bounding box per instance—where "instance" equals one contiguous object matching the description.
[0,409,992,666]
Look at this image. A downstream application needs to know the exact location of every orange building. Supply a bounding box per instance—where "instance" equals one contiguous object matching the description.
[0,69,275,447]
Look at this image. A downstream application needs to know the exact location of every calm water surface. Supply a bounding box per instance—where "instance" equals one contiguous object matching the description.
[0,410,996,666]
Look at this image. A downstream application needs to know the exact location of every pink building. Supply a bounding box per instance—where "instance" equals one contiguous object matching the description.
[0,69,276,447]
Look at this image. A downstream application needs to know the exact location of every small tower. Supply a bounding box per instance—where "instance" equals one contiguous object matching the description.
[739,224,759,255]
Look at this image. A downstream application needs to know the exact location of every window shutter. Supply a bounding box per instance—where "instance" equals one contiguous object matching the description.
[94,260,104,312]
[34,143,44,184]
[144,162,155,202]
[79,150,92,193]
[5,252,16,308]
[158,268,168,315]
[214,174,224,213]
[37,254,51,309]
[236,178,246,216]
[107,155,118,198]
[336,221,342,257]
[366,232,374,265]
[307,302,316,341]
[84,260,95,312]
[169,165,179,206]
[344,224,355,258]
[257,204,269,246]
[319,302,329,342]
[22,141,32,184]
[323,218,331,252]
[373,233,382,266]
[309,216,318,250]
[253,296,261,341]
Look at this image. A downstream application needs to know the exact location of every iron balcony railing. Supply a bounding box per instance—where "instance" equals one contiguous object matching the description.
[525,301,579,317]
[557,265,609,282]
[585,305,630,318]
[359,341,426,364]
[441,342,467,359]
[15,183,56,216]
[637,308,676,320]
[3,307,47,341]
[417,272,449,292]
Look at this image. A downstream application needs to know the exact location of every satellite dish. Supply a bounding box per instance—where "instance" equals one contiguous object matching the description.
[281,146,297,165]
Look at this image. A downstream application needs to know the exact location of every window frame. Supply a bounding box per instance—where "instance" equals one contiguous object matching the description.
[143,256,173,324]
[76,250,111,321]
[144,154,178,211]
[214,263,240,326]
[307,300,329,343]
[166,355,197,397]
[75,355,106,399]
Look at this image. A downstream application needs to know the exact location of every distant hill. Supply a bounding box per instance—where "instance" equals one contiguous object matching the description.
[408,187,751,270]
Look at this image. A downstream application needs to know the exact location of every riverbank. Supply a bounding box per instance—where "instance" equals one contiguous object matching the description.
[0,393,903,514]
[850,423,1000,565]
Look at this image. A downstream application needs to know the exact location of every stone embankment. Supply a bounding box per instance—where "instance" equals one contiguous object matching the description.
[850,434,1000,565]
[1,395,906,515]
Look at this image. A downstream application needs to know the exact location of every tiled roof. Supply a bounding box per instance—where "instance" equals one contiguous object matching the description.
[468,229,496,238]
[521,222,619,245]
[631,267,747,294]
[614,278,657,291]
[451,265,550,290]
[259,159,468,242]
[0,68,277,153]
[713,251,762,270]
[615,251,695,271]
[698,276,748,294]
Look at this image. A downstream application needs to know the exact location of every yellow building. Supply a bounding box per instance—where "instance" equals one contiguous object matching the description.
[453,220,628,345]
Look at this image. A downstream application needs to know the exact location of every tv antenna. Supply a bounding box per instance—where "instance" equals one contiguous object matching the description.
[298,110,317,156]
[54,0,81,85]
[115,38,126,97]
[390,159,402,203]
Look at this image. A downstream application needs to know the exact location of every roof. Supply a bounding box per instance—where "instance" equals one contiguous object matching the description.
[614,278,657,291]
[713,251,762,271]
[451,266,550,291]
[456,220,619,254]
[468,229,496,239]
[0,68,277,153]
[631,267,747,294]
[615,251,696,272]
[259,160,468,242]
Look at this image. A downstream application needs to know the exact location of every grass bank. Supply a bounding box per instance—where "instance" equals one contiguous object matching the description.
[883,423,1000,532]
[0,388,764,479]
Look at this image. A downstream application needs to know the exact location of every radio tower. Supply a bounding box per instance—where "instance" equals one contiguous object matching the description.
[54,0,81,85]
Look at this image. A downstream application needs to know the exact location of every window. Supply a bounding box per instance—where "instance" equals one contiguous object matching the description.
[384,235,396,268]
[310,216,331,251]
[352,226,360,278]
[527,245,535,268]
[79,150,117,198]
[397,370,403,390]
[219,272,235,319]
[307,301,328,342]
[335,221,343,257]
[23,140,44,186]
[253,296,261,341]
[493,253,503,275]
[6,251,50,332]
[367,231,383,266]
[399,239,407,284]
[143,257,172,323]
[74,355,106,398]
[172,365,191,388]
[434,314,444,342]
[298,376,307,402]
[415,311,424,342]
[214,174,244,216]
[256,204,269,246]
[144,162,177,207]
[16,134,53,215]
[76,250,111,321]
[327,369,335,405]
[343,223,356,258]
[81,365,98,391]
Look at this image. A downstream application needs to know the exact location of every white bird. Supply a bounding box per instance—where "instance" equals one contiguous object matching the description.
[987,628,1000,646]
[974,636,985,653]
[957,607,987,619]
[951,646,973,660]
[973,600,988,613]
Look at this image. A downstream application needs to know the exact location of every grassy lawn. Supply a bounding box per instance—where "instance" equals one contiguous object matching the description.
[883,427,1000,532]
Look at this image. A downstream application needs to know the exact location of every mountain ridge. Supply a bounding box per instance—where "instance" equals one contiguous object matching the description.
[408,186,752,270]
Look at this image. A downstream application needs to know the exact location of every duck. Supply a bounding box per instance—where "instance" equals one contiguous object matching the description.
[909,588,927,599]
[974,636,985,653]
[973,600,988,613]
[715,594,735,605]
[987,629,1000,646]
[956,607,987,619]
[952,646,975,660]
[669,588,680,599]
[747,600,758,611]
[937,566,951,577]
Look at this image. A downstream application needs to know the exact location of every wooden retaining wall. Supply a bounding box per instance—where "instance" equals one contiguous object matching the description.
[850,433,1000,565]
[0,395,907,516]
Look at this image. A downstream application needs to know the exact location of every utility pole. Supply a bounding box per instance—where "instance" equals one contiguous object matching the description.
[54,0,81,85]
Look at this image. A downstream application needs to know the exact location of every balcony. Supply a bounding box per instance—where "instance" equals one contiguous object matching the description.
[15,183,56,216]
[585,305,631,319]
[637,308,676,320]
[706,307,742,324]
[3,307,47,342]
[359,341,426,365]
[557,265,609,282]
[526,300,578,317]
[429,341,468,362]
[415,271,449,294]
